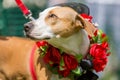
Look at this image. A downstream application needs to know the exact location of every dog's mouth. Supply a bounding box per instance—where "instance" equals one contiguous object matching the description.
[24,19,56,40]
[24,31,53,40]
[26,35,51,40]
[23,24,51,40]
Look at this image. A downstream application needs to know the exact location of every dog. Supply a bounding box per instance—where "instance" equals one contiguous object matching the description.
[0,3,96,80]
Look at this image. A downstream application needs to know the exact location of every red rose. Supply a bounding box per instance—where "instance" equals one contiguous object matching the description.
[92,58,108,72]
[43,46,61,66]
[102,33,106,38]
[63,54,78,70]
[88,35,92,39]
[89,42,110,72]
[102,42,109,49]
[80,14,93,22]
[90,43,107,59]
[94,29,98,36]
[36,41,48,47]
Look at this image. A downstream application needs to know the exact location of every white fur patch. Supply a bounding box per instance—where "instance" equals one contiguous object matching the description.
[28,6,61,39]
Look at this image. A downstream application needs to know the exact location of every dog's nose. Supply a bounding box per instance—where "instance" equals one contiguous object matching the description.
[24,22,34,32]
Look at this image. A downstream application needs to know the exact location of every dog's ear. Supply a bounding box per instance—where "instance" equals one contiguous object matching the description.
[75,14,86,29]
[75,14,97,36]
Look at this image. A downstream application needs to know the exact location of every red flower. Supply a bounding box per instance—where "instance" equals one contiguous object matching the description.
[36,41,48,47]
[89,43,109,72]
[102,33,106,38]
[90,43,107,59]
[80,14,93,22]
[92,58,108,72]
[43,46,61,66]
[88,35,92,39]
[63,54,78,70]
[94,29,98,36]
[102,42,109,49]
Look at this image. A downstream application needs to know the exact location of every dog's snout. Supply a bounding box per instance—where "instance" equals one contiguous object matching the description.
[24,22,34,32]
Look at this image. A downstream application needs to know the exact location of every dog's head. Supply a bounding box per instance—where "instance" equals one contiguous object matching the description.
[24,3,96,40]
[24,6,87,39]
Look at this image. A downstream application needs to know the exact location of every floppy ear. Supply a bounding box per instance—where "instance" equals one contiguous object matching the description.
[75,14,97,36]
[75,14,86,29]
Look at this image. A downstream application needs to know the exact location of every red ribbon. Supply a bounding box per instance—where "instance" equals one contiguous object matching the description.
[15,0,30,15]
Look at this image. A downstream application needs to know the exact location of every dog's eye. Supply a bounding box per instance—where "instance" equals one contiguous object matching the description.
[48,14,57,18]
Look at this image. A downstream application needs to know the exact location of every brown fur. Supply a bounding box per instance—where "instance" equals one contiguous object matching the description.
[0,37,52,80]
[45,7,85,37]
[45,7,96,37]
[0,7,96,80]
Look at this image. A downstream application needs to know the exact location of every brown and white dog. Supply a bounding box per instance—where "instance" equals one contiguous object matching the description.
[0,5,96,80]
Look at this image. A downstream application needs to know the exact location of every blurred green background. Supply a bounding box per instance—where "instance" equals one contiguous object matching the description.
[0,0,120,80]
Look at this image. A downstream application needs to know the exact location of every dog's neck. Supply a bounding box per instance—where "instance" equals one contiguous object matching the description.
[47,29,90,56]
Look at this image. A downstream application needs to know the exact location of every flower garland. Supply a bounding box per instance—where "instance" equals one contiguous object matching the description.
[36,14,111,80]
[36,41,81,79]
[88,29,111,72]
[81,13,111,72]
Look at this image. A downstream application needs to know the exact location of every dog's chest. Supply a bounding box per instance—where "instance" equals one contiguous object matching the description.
[47,29,89,56]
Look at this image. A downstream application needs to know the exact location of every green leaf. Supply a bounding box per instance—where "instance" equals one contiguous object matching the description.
[59,75,63,79]
[59,49,64,54]
[93,36,98,43]
[97,35,102,44]
[59,57,65,71]
[72,67,81,75]
[39,46,48,57]
[102,36,109,42]
[68,73,75,80]
[49,61,53,65]
[40,46,48,52]
[51,67,58,74]
[40,52,45,57]
[98,29,103,35]
[92,36,96,42]
[75,54,83,63]
[47,64,58,74]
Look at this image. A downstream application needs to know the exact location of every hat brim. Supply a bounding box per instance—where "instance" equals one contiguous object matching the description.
[54,2,90,15]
